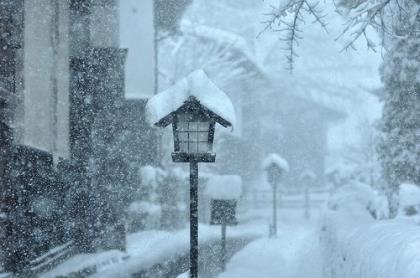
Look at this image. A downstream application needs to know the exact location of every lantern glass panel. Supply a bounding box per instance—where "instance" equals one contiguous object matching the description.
[176,121,211,154]
[198,142,210,152]
[180,142,189,153]
[178,122,188,131]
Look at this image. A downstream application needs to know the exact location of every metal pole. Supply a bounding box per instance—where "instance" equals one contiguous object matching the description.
[304,185,310,220]
[189,161,199,278]
[272,182,277,237]
[221,224,226,271]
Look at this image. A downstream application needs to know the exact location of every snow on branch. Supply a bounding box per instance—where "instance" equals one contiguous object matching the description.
[259,0,410,69]
[259,0,328,72]
[336,0,392,51]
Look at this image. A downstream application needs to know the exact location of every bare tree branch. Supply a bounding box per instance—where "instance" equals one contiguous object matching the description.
[258,0,328,72]
[259,0,415,69]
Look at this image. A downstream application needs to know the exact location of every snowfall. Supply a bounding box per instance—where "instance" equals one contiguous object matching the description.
[26,179,420,278]
[1,0,418,277]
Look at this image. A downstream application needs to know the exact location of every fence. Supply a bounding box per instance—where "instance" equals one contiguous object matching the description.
[249,188,330,209]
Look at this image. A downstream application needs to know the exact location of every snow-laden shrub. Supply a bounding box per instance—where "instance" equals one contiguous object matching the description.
[398,183,420,221]
[158,167,189,230]
[127,201,161,232]
[127,166,167,232]
[320,181,420,278]
[327,181,374,212]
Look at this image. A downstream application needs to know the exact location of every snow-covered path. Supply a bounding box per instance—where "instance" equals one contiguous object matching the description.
[42,205,325,277]
[219,210,323,278]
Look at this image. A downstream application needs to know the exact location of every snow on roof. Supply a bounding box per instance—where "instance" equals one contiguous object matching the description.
[399,183,420,207]
[262,153,289,172]
[181,21,268,78]
[205,175,242,200]
[146,69,236,128]
[181,21,253,63]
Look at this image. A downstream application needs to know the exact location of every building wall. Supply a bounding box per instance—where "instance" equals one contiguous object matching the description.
[18,0,70,159]
[91,0,119,47]
[258,91,329,189]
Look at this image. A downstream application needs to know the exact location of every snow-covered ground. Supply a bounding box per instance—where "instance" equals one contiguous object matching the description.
[220,182,420,278]
[40,185,420,278]
[320,182,420,278]
[42,216,266,277]
[40,194,322,277]
[218,222,322,278]
[217,205,323,278]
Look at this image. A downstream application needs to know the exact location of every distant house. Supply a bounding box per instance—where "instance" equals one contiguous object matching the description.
[258,82,346,190]
[176,0,348,194]
[160,22,344,192]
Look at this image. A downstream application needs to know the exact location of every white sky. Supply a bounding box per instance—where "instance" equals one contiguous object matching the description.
[120,0,155,99]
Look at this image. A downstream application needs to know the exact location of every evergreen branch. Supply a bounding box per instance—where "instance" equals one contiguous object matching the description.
[337,0,392,51]
[258,0,329,72]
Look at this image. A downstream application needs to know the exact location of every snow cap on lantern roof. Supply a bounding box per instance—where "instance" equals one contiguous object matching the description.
[262,153,289,172]
[300,169,316,180]
[205,175,242,200]
[146,69,236,128]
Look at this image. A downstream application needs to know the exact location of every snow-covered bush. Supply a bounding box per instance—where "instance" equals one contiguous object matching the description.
[127,166,166,232]
[158,167,189,230]
[204,175,242,200]
[398,183,420,221]
[320,181,420,278]
[136,166,166,202]
[325,181,376,220]
[126,201,161,232]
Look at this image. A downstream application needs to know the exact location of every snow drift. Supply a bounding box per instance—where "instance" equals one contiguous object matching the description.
[320,182,420,278]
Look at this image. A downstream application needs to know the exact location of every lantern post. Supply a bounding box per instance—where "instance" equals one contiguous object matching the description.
[300,169,316,220]
[146,70,235,278]
[206,175,241,271]
[267,165,281,237]
[263,154,289,238]
[189,159,199,276]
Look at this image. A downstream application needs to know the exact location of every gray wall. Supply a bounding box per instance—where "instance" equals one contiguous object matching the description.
[17,0,70,159]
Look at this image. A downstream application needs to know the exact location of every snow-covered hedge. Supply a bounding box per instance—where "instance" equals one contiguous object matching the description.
[320,181,420,278]
[204,175,242,200]
[399,183,420,218]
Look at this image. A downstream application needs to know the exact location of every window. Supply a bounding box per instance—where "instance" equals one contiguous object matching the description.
[177,121,210,153]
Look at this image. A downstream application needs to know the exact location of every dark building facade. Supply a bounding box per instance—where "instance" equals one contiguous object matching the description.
[0,0,158,273]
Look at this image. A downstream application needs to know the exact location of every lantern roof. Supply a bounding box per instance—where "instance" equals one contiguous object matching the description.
[146,69,236,128]
[263,153,289,172]
[205,175,242,200]
[300,169,316,180]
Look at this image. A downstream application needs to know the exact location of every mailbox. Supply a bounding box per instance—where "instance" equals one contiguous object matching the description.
[210,199,238,226]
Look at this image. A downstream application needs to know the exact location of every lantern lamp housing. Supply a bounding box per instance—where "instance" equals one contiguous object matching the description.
[266,163,283,185]
[154,96,232,163]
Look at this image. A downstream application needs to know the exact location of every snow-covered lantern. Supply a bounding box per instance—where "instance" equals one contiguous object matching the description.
[205,175,242,226]
[263,153,289,186]
[146,70,235,163]
[146,69,236,278]
[262,153,288,237]
[300,169,316,183]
